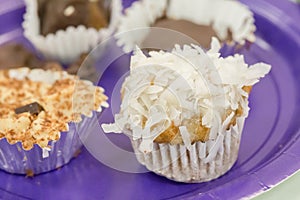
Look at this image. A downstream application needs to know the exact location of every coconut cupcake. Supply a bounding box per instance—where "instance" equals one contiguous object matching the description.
[102,38,271,182]
[23,0,122,64]
[0,68,108,175]
[116,0,255,52]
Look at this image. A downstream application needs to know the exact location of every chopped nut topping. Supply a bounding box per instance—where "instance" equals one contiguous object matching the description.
[0,68,108,150]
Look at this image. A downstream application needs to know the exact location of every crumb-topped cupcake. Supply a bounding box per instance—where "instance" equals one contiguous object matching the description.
[116,0,255,52]
[0,68,108,175]
[23,0,122,64]
[102,38,271,182]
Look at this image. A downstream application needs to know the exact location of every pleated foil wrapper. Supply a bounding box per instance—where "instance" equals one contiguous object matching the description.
[0,112,97,175]
[22,0,122,64]
[131,117,245,183]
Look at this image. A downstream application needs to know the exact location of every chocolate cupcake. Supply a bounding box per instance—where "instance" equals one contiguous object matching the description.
[102,38,271,182]
[0,43,65,71]
[23,0,122,64]
[116,0,255,52]
[0,68,108,175]
[0,43,43,69]
[38,0,109,36]
[0,42,101,82]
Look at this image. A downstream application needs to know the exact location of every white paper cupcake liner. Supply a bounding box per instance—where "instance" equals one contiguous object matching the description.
[0,112,96,175]
[116,0,256,53]
[22,0,122,64]
[131,117,245,183]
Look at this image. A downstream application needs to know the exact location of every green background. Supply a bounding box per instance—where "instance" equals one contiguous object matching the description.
[253,170,300,200]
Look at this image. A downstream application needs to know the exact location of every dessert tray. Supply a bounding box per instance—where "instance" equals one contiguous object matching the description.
[0,0,299,199]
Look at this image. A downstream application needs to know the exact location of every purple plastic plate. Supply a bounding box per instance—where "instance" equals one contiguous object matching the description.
[0,0,300,199]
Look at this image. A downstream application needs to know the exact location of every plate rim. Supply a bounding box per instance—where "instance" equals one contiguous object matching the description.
[0,0,299,199]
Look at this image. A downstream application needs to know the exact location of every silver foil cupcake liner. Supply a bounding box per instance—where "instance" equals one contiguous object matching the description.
[0,112,97,175]
[131,117,245,183]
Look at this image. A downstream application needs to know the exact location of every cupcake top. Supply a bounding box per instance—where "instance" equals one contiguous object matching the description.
[116,0,256,52]
[0,43,47,69]
[102,38,271,153]
[38,0,109,36]
[0,68,108,150]
[0,42,99,81]
[0,43,64,71]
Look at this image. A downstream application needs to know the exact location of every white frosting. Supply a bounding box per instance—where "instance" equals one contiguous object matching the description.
[116,0,256,52]
[102,39,271,153]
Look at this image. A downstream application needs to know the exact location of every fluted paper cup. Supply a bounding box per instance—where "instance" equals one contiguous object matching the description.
[131,117,245,183]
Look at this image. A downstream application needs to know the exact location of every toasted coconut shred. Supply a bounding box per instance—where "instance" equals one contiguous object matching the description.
[102,38,271,153]
[0,68,108,151]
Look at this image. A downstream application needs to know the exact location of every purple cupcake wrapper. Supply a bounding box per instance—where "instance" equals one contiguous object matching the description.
[0,112,97,175]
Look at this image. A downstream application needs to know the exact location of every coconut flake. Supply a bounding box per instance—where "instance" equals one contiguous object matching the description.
[101,123,122,133]
[179,126,192,151]
[203,134,224,163]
